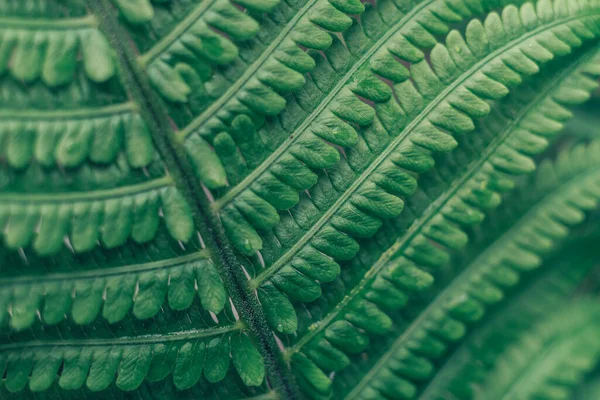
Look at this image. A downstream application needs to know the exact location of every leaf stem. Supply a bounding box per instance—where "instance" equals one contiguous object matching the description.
[88,1,299,398]
[0,251,209,285]
[0,14,97,29]
[0,101,136,120]
[137,0,216,66]
[0,176,172,203]
[0,322,242,350]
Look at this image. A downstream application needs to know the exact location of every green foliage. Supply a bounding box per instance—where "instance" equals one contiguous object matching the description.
[421,242,600,399]
[473,300,600,400]
[1,0,600,399]
[284,48,600,399]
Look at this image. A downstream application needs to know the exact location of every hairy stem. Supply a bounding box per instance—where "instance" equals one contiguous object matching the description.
[86,2,297,398]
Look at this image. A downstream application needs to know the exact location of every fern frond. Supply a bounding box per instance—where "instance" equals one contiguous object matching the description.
[0,307,263,392]
[208,0,523,244]
[257,37,600,346]
[420,241,600,399]
[0,8,143,170]
[3,0,600,398]
[336,140,600,399]
[216,0,600,269]
[139,0,280,102]
[0,178,194,255]
[141,0,363,110]
[0,15,116,86]
[0,70,125,111]
[473,300,600,400]
[283,43,600,377]
[0,249,227,330]
[0,104,154,169]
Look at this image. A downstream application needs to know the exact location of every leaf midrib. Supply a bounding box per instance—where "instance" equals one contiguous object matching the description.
[0,251,208,286]
[0,102,135,120]
[286,46,599,355]
[0,322,242,350]
[345,166,600,399]
[0,14,96,29]
[251,13,590,288]
[88,1,297,397]
[0,176,172,203]
[138,0,217,65]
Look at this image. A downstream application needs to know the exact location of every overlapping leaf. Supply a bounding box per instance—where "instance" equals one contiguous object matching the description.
[118,0,369,191]
[141,0,282,103]
[133,0,363,112]
[2,0,600,398]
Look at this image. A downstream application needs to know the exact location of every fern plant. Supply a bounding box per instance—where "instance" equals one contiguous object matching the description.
[1,0,600,399]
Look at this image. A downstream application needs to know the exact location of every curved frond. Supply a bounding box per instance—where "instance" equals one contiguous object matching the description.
[3,0,600,398]
[420,240,600,399]
[210,0,539,245]
[258,39,600,346]
[338,140,600,399]
[217,0,600,270]
[141,0,363,110]
[283,40,600,354]
[473,300,600,400]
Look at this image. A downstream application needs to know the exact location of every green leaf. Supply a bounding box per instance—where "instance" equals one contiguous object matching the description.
[257,282,298,334]
[231,333,265,387]
[341,140,600,399]
[173,340,206,390]
[196,259,227,313]
[204,336,231,383]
